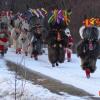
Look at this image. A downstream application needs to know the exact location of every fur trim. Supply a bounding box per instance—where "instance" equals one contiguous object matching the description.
[79,26,85,39]
[98,27,100,39]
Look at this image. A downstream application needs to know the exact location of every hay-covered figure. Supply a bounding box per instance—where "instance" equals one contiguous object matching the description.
[0,10,12,57]
[77,18,100,78]
[47,9,72,67]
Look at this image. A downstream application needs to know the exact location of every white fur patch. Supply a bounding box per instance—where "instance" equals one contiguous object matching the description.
[79,26,85,39]
[65,28,71,36]
[98,27,100,39]
[65,28,70,33]
[22,21,29,31]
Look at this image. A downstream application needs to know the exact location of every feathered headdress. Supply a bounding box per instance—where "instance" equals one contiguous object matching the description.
[79,17,100,39]
[48,9,72,28]
[29,8,47,18]
[83,18,100,27]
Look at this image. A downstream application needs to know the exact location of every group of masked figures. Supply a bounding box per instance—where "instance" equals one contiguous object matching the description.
[0,9,100,78]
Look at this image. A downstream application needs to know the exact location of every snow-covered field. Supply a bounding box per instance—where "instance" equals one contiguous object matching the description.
[2,48,100,99]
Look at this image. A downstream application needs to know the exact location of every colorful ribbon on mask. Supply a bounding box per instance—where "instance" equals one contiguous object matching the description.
[48,9,72,25]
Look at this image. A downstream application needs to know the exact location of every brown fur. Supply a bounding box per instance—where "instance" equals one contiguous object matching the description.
[48,46,58,64]
[77,40,100,73]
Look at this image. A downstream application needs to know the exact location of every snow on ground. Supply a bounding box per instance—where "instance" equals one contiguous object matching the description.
[5,48,100,98]
[0,58,86,100]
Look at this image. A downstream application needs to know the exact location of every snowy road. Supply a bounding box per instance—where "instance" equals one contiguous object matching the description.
[0,58,88,100]
[6,60,92,96]
[1,48,100,100]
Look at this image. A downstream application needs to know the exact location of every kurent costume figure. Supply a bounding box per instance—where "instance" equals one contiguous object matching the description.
[47,9,71,67]
[77,23,100,78]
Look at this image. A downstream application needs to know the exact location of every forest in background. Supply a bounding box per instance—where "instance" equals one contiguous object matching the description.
[0,0,100,50]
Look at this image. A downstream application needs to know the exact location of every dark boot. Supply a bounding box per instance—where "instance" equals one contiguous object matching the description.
[34,53,38,60]
[56,62,59,66]
[1,52,4,57]
[34,56,38,60]
[25,52,28,56]
[31,55,33,58]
